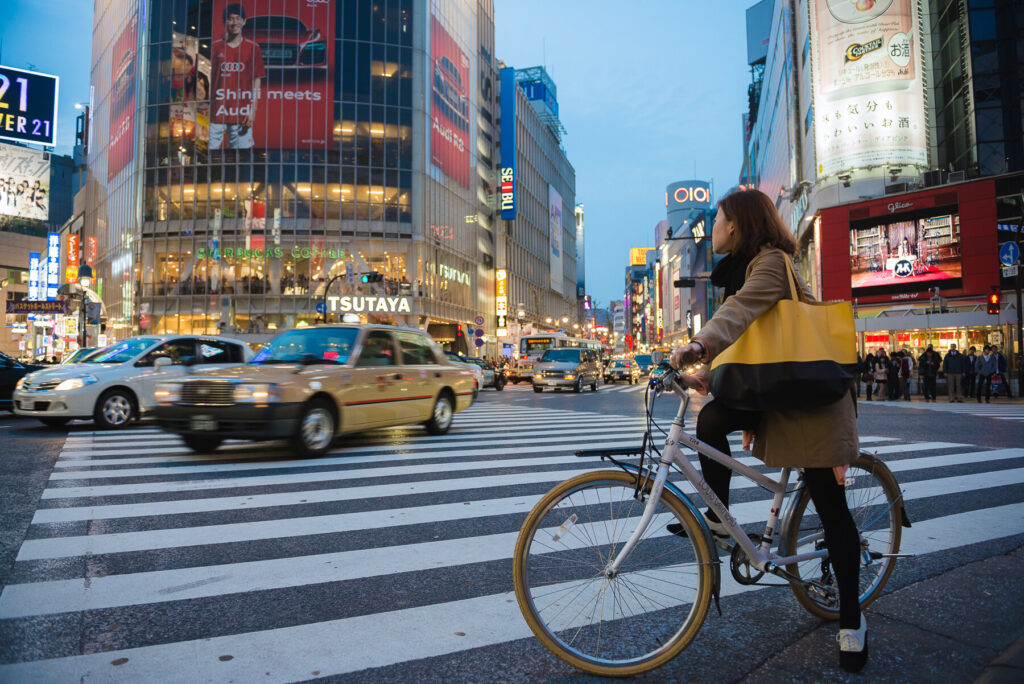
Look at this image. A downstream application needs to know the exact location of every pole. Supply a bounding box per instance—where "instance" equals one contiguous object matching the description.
[79,292,87,347]
[1015,195,1023,397]
[320,274,345,324]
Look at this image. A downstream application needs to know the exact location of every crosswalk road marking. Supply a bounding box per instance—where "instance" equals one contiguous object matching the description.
[889,401,1024,421]
[498,381,649,395]
[2,402,1023,682]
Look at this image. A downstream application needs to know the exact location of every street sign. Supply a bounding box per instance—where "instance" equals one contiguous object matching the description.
[315,301,327,314]
[474,328,484,337]
[474,338,484,347]
[1002,265,1019,278]
[474,315,484,326]
[1000,241,1020,266]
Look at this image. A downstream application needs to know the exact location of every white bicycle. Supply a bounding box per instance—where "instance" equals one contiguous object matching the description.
[512,364,910,676]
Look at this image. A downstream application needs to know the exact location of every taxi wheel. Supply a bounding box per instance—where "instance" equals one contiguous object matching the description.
[425,392,454,435]
[94,390,135,430]
[591,379,599,391]
[182,434,223,453]
[293,399,336,458]
[533,386,543,393]
[573,378,583,393]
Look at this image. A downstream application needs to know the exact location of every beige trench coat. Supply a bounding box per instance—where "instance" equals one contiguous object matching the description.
[693,247,858,468]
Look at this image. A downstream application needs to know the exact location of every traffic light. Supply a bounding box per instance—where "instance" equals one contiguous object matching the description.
[360,272,383,283]
[987,288,1000,315]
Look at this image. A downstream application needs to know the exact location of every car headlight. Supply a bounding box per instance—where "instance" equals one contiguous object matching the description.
[15,376,27,390]
[534,373,544,379]
[55,375,99,392]
[564,374,576,380]
[154,382,181,403]
[234,383,277,403]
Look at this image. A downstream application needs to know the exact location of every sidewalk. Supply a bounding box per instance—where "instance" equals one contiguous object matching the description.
[742,542,1024,682]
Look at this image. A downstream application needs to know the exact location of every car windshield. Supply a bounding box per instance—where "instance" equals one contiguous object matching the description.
[610,360,628,368]
[465,358,488,368]
[541,349,582,363]
[252,328,358,364]
[82,338,161,363]
[635,355,652,366]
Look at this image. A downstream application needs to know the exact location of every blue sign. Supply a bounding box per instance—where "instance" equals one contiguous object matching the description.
[474,338,484,347]
[499,67,517,220]
[45,233,60,300]
[474,328,484,337]
[999,241,1019,266]
[27,251,41,300]
[315,301,327,314]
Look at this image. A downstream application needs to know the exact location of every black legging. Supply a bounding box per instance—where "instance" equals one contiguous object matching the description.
[696,399,862,629]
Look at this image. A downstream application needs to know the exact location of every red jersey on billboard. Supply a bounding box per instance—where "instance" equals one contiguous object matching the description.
[211,1,334,151]
[430,16,471,189]
[107,12,139,181]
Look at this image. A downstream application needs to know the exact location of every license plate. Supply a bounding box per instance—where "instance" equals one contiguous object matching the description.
[547,380,559,385]
[190,415,217,431]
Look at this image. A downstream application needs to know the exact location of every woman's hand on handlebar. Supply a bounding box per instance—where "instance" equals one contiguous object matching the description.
[677,368,709,395]
[670,343,703,370]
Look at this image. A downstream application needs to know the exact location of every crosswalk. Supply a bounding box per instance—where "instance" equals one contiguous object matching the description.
[890,400,1024,422]
[1,403,1023,682]
[498,380,649,394]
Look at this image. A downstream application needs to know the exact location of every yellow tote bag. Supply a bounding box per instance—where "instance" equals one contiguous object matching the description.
[708,257,858,411]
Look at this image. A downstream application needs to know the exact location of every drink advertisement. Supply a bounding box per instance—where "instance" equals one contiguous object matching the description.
[108,12,139,181]
[808,0,926,178]
[0,144,50,221]
[850,213,962,296]
[209,0,334,152]
[430,15,471,189]
[549,185,563,295]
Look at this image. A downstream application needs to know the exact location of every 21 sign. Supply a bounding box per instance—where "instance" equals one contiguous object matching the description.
[0,65,59,147]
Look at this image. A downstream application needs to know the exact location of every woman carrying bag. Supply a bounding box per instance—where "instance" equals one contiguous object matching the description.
[669,189,866,672]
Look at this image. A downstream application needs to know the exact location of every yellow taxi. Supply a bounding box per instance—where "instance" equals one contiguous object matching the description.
[154,325,476,457]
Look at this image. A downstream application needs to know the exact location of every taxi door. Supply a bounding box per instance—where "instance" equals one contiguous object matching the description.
[346,330,406,429]
[395,331,444,422]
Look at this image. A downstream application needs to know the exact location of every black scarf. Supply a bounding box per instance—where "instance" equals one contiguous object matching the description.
[710,253,753,299]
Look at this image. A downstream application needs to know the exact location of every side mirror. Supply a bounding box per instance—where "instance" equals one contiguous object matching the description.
[651,350,665,365]
[153,356,172,369]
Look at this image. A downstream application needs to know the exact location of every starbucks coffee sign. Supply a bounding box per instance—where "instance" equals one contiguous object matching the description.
[327,295,412,313]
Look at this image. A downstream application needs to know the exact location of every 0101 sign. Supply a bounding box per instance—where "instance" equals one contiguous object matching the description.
[0,65,59,147]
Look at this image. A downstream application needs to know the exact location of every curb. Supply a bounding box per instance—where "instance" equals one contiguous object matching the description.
[974,636,1024,683]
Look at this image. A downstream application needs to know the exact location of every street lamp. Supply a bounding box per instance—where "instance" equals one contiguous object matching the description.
[545,317,552,324]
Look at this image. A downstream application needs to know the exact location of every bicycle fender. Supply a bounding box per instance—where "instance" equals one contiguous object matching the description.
[619,463,722,610]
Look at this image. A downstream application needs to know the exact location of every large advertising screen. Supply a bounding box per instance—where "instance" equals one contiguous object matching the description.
[549,185,563,294]
[207,0,334,154]
[808,0,927,179]
[0,144,50,221]
[0,65,59,147]
[430,15,471,189]
[108,12,139,181]
[850,212,962,296]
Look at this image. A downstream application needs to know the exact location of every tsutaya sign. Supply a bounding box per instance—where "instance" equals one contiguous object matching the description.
[327,295,412,313]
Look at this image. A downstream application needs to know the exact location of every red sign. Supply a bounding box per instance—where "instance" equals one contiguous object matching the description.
[211,0,334,151]
[430,15,471,189]
[108,12,139,181]
[139,313,151,329]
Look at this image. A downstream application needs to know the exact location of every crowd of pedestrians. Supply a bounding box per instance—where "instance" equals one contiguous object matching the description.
[858,344,1013,403]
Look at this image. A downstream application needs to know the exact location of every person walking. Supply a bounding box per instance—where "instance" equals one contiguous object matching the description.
[976,345,997,403]
[993,348,1012,398]
[887,351,901,400]
[862,352,875,401]
[854,352,862,399]
[872,349,889,400]
[964,346,978,397]
[667,188,867,672]
[899,350,912,400]
[918,345,940,401]
[941,344,965,402]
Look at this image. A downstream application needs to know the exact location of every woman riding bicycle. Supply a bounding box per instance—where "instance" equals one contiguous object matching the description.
[670,188,867,672]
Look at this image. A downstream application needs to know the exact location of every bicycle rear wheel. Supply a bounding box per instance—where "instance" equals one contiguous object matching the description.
[782,453,903,620]
[512,470,715,676]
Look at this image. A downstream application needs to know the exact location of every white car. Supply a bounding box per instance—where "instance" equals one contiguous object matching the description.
[13,335,252,429]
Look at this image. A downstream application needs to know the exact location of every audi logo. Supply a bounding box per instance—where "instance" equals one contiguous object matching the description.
[220,62,246,73]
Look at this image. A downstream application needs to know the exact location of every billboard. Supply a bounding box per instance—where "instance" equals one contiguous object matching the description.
[45,232,60,300]
[495,268,507,329]
[28,252,41,301]
[0,144,50,221]
[808,0,927,179]
[549,185,563,294]
[0,65,59,147]
[430,15,471,189]
[745,0,773,65]
[850,212,962,296]
[208,0,334,153]
[499,66,517,219]
[66,233,80,283]
[108,12,139,181]
[630,248,653,266]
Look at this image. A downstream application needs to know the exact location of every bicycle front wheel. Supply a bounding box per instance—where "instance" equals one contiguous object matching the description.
[782,453,903,620]
[512,470,715,676]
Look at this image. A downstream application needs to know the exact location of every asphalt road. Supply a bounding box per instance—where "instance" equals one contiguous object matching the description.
[0,380,1022,683]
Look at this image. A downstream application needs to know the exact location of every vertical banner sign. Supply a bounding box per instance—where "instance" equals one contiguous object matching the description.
[495,268,508,328]
[430,15,471,189]
[66,234,80,283]
[45,232,60,300]
[808,0,926,179]
[210,0,334,152]
[499,66,517,219]
[86,236,98,262]
[108,12,139,181]
[548,185,563,295]
[28,252,41,300]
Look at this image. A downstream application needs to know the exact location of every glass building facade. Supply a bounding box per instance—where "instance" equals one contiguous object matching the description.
[86,0,497,350]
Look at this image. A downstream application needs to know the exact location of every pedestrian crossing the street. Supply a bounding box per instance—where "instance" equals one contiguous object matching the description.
[1,403,1023,682]
[892,401,1024,422]
[498,381,648,394]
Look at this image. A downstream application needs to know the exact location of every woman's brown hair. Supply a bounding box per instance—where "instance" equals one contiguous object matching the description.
[717,188,798,259]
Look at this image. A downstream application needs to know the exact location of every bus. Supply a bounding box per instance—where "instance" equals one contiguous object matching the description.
[510,333,603,383]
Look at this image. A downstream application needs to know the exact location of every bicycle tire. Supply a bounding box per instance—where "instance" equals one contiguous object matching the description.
[782,453,903,620]
[513,470,715,676]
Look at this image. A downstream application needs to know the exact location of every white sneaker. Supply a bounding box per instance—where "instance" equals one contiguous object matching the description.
[838,615,868,672]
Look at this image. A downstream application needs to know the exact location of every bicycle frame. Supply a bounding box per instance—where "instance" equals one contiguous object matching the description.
[607,381,826,578]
